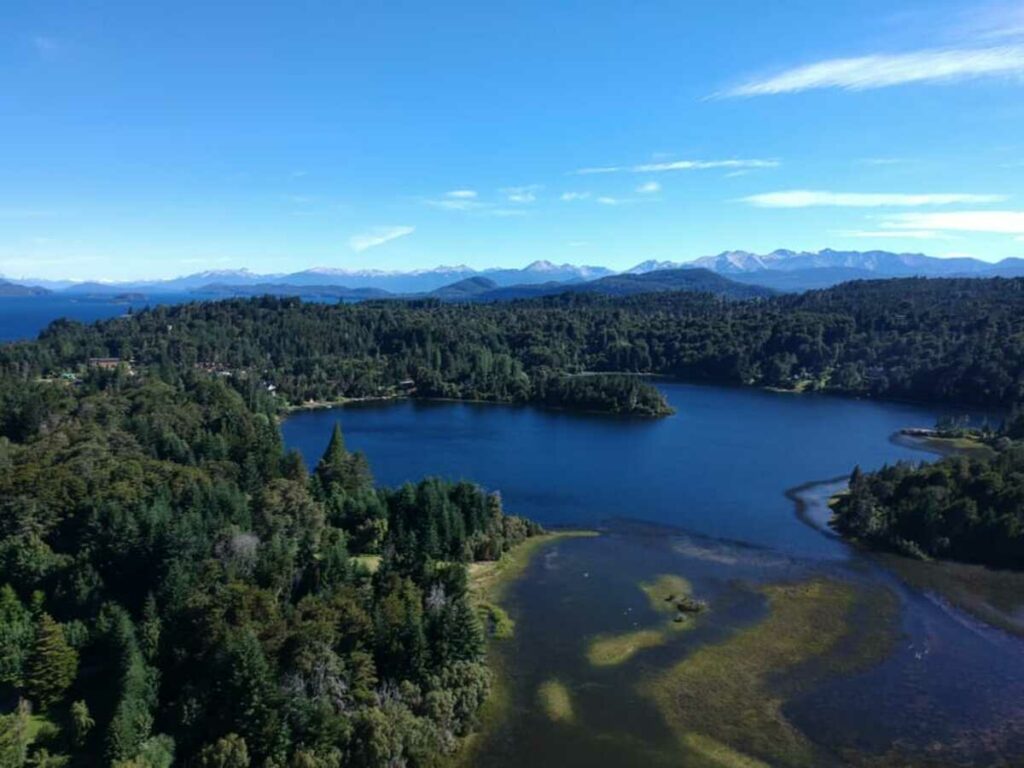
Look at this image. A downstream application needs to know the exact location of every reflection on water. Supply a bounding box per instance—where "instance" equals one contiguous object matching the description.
[282,382,1024,766]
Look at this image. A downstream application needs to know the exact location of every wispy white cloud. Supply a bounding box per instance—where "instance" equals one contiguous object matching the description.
[740,190,1005,208]
[426,198,484,211]
[857,157,910,166]
[501,185,541,203]
[348,225,415,252]
[424,192,528,216]
[633,159,778,172]
[574,158,778,175]
[880,210,1024,234]
[574,166,622,175]
[597,196,620,206]
[636,181,661,194]
[719,44,1024,97]
[961,3,1024,41]
[560,191,590,201]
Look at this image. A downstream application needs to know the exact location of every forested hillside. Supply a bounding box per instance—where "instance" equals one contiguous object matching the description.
[3,277,1022,411]
[0,367,540,766]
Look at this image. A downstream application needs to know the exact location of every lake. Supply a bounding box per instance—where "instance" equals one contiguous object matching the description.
[0,294,194,342]
[283,383,1024,767]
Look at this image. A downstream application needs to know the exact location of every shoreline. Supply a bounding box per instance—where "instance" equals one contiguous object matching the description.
[788,429,1024,638]
[455,529,598,766]
[283,393,673,419]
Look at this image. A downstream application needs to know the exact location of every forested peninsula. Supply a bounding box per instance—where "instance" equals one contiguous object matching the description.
[0,357,542,765]
[832,411,1024,569]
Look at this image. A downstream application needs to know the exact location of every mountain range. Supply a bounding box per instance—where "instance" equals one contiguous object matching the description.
[629,249,1024,291]
[4,249,1023,299]
[14,261,615,296]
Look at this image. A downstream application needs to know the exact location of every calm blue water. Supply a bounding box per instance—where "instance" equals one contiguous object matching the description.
[283,383,1023,765]
[283,382,948,559]
[0,294,195,342]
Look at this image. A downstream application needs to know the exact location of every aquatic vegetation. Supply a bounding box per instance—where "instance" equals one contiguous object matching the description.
[682,733,771,768]
[646,579,897,767]
[586,629,668,666]
[586,574,705,667]
[537,680,574,723]
[640,574,695,612]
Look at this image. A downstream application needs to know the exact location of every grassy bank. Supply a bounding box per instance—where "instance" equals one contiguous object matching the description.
[468,530,598,607]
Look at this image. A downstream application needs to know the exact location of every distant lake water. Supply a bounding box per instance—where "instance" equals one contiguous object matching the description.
[283,383,1024,766]
[0,294,195,342]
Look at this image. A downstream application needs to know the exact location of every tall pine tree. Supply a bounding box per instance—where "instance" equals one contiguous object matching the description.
[315,423,348,489]
[25,613,78,709]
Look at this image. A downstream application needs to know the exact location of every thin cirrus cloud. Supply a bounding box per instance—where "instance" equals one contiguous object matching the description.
[560,191,590,201]
[348,225,415,253]
[636,181,661,194]
[445,189,477,199]
[740,190,1006,208]
[574,158,778,175]
[719,44,1024,97]
[880,210,1024,235]
[501,185,541,203]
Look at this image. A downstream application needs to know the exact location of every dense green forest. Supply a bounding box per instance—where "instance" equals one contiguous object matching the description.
[2,276,1024,764]
[2,277,1022,415]
[832,410,1024,569]
[0,366,540,766]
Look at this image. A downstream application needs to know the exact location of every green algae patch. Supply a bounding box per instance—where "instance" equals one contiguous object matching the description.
[537,680,574,723]
[587,628,668,666]
[646,578,897,768]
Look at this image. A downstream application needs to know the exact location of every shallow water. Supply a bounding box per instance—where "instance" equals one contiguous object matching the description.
[283,382,1024,766]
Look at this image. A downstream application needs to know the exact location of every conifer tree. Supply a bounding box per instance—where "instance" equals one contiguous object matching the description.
[70,700,95,747]
[25,613,78,709]
[315,423,348,489]
[0,584,33,687]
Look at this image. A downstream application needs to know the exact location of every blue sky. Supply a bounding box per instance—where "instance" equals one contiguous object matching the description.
[2,0,1024,280]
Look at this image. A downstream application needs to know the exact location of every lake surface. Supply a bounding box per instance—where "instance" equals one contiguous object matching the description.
[283,383,1024,766]
[0,294,194,342]
[285,383,956,559]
